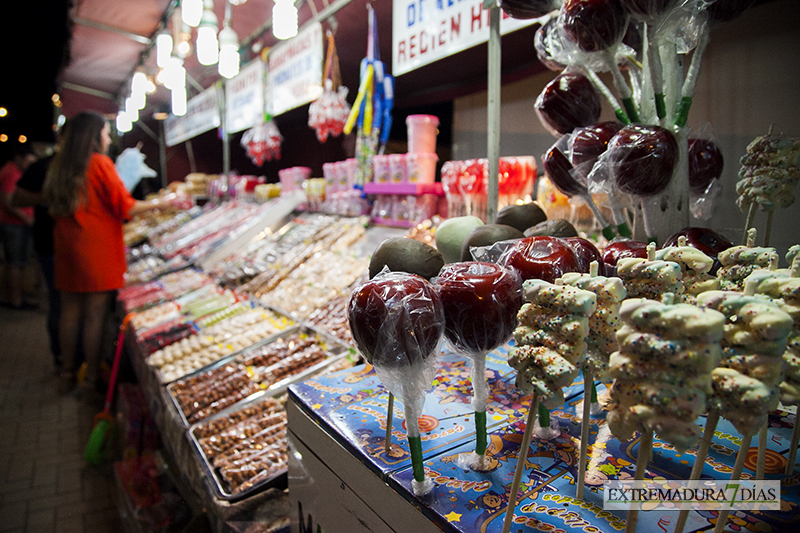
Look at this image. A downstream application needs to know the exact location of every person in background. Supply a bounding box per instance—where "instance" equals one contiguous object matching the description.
[43,111,183,395]
[13,150,61,370]
[0,145,37,309]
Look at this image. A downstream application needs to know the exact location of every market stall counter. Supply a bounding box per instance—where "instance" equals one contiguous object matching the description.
[287,348,800,533]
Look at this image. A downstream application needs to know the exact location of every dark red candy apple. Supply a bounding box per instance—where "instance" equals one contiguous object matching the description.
[602,239,648,276]
[348,272,444,370]
[500,0,557,19]
[664,227,733,274]
[437,262,523,354]
[535,73,602,135]
[706,0,757,25]
[570,121,624,168]
[607,124,679,196]
[500,236,581,283]
[564,237,606,275]
[688,138,724,193]
[561,0,630,53]
[535,18,567,72]
[543,140,587,197]
[620,0,674,20]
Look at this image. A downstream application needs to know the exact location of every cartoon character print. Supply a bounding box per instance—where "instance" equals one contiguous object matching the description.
[466,489,508,530]
[342,363,378,384]
[334,388,378,408]
[430,360,473,405]
[440,435,506,472]
[353,428,410,462]
[695,510,772,532]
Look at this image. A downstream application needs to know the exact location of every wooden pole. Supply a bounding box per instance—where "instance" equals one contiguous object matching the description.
[384,393,394,454]
[713,430,755,533]
[577,371,593,500]
[501,394,539,533]
[673,411,720,533]
[626,429,653,533]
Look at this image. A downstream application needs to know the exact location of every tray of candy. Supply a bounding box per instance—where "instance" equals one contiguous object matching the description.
[166,325,350,426]
[187,394,288,501]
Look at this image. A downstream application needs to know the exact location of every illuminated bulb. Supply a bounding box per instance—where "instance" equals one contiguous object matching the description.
[116,112,132,133]
[177,39,191,56]
[196,3,219,65]
[145,77,157,94]
[0,107,7,117]
[156,31,173,68]
[125,97,139,122]
[171,87,187,116]
[182,0,203,27]
[0,134,7,142]
[132,70,148,95]
[164,56,185,90]
[18,135,27,143]
[131,90,146,110]
[218,25,240,79]
[272,0,298,40]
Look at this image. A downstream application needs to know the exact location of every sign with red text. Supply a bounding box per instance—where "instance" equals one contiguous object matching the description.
[226,59,265,134]
[267,22,324,116]
[392,1,539,77]
[165,86,220,146]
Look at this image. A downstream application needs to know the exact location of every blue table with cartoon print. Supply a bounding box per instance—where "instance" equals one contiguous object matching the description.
[287,349,800,533]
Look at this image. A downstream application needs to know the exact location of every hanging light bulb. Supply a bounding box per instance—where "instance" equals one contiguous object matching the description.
[156,31,173,68]
[171,86,187,116]
[145,76,157,94]
[131,69,148,95]
[164,56,186,91]
[182,0,203,27]
[131,90,146,110]
[272,0,298,40]
[218,24,240,78]
[125,97,139,122]
[196,0,219,65]
[116,111,132,133]
[176,23,193,57]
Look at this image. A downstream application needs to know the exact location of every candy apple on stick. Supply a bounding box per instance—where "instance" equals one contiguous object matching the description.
[535,72,602,135]
[543,138,616,239]
[436,262,523,470]
[347,271,445,496]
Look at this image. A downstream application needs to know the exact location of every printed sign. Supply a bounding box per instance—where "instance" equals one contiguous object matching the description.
[392,1,539,76]
[164,86,220,147]
[267,22,324,117]
[226,59,265,134]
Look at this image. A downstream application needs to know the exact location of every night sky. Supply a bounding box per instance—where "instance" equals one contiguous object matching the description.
[0,1,71,159]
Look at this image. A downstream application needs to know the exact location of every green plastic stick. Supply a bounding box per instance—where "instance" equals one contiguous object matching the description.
[617,222,632,238]
[675,96,692,128]
[538,403,550,428]
[590,380,598,403]
[602,225,616,241]
[408,435,425,482]
[621,97,640,124]
[475,411,488,455]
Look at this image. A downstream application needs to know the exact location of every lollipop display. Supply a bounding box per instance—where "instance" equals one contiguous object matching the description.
[608,294,725,533]
[736,130,800,245]
[654,235,719,303]
[347,271,445,495]
[616,242,683,300]
[695,288,792,533]
[436,262,523,469]
[503,278,595,532]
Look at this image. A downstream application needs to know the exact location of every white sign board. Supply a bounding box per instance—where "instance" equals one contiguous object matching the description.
[164,86,220,147]
[267,22,324,116]
[226,59,266,133]
[392,1,538,76]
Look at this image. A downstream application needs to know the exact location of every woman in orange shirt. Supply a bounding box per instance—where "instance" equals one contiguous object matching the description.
[44,111,178,394]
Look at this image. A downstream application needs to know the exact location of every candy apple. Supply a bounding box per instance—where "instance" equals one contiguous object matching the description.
[688,138,724,193]
[500,0,557,19]
[561,0,630,53]
[543,140,586,196]
[535,18,567,72]
[602,239,648,276]
[664,227,733,274]
[500,236,581,283]
[437,262,523,354]
[607,124,679,196]
[535,73,602,135]
[570,121,624,168]
[348,273,444,370]
[564,237,606,275]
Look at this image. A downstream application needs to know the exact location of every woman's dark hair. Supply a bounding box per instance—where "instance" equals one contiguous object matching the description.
[44,111,106,216]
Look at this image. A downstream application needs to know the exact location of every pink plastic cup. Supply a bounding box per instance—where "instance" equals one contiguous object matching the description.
[388,154,407,183]
[406,114,439,154]
[406,152,439,184]
[323,162,338,193]
[343,158,358,189]
[372,155,391,183]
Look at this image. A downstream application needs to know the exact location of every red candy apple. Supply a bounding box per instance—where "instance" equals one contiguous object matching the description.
[664,227,733,274]
[561,0,630,53]
[437,262,523,354]
[544,139,587,197]
[564,237,606,275]
[500,236,581,283]
[535,18,567,72]
[500,0,557,19]
[688,138,724,193]
[602,239,648,276]
[348,272,444,370]
[607,124,679,196]
[535,73,602,135]
[570,121,624,168]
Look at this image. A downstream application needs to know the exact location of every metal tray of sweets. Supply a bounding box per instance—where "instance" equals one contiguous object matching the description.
[187,392,289,502]
[153,305,296,386]
[166,324,350,427]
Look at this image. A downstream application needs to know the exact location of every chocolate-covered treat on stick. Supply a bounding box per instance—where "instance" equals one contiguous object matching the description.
[347,271,445,496]
[436,262,523,470]
[716,229,776,291]
[655,235,719,304]
[617,242,683,300]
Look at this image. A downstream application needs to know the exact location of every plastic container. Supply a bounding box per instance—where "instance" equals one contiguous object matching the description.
[293,167,311,191]
[323,162,338,193]
[343,158,358,190]
[388,154,407,183]
[278,168,293,192]
[406,114,439,154]
[406,152,438,184]
[372,155,391,184]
